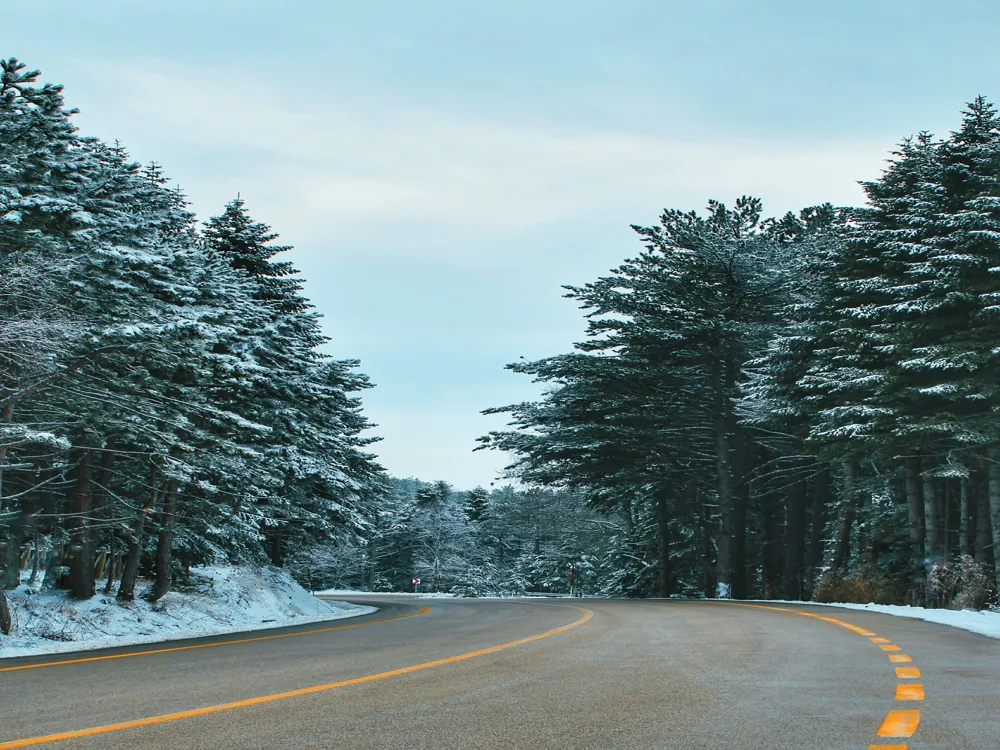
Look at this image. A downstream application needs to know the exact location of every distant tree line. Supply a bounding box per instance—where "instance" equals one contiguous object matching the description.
[480,98,1000,609]
[289,478,606,597]
[0,59,384,634]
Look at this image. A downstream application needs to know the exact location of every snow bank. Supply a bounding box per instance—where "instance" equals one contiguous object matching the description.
[0,565,376,659]
[750,599,1000,640]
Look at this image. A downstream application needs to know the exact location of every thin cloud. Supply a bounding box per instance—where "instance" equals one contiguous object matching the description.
[76,59,882,256]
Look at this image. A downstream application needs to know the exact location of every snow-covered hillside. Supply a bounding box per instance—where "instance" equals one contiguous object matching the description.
[0,565,376,659]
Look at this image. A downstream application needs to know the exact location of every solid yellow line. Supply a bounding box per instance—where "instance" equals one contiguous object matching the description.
[0,606,430,674]
[717,602,876,636]
[895,666,921,679]
[877,710,920,737]
[895,683,924,701]
[867,745,908,749]
[0,606,593,749]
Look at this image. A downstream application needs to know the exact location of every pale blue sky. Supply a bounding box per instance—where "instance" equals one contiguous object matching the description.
[5,1,998,488]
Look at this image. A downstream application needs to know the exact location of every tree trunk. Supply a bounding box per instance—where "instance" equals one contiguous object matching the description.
[713,407,734,598]
[117,511,148,602]
[27,533,40,586]
[759,490,781,600]
[148,481,179,603]
[959,477,970,559]
[922,471,942,562]
[804,467,830,599]
[67,444,96,600]
[782,478,807,600]
[975,469,992,565]
[730,462,749,600]
[1,519,19,590]
[0,586,10,635]
[40,546,61,590]
[987,445,1000,591]
[905,455,925,605]
[656,491,671,598]
[831,460,857,572]
[93,438,117,594]
[0,399,16,592]
[118,470,160,602]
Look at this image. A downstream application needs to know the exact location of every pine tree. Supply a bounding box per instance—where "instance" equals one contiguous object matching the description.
[203,198,383,568]
[464,487,490,522]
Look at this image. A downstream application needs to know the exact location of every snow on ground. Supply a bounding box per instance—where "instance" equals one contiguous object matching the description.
[314,589,457,598]
[750,599,1000,640]
[1,565,376,659]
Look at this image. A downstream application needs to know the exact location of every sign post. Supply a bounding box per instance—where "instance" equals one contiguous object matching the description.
[412,577,421,593]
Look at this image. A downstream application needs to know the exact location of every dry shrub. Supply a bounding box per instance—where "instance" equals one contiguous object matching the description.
[927,556,995,611]
[812,567,905,605]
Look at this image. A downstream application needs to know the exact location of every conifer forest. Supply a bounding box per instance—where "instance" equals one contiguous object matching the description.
[3,57,1000,635]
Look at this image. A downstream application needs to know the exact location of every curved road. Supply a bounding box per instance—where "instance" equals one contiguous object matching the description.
[1,597,997,749]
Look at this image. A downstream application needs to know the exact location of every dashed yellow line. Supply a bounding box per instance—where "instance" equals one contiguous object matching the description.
[0,605,593,749]
[877,709,921,737]
[0,606,430,674]
[895,683,924,701]
[716,602,923,748]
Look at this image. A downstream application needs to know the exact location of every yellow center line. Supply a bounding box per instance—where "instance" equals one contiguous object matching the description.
[877,709,920,737]
[713,602,923,747]
[715,602,877,635]
[0,606,430,674]
[0,605,593,749]
[895,683,924,701]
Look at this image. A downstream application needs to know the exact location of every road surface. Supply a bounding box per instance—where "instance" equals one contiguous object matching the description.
[1,597,997,749]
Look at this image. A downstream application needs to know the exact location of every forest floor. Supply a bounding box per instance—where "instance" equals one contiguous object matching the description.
[0,565,376,658]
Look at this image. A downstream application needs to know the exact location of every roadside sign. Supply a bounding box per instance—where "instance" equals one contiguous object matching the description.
[412,577,421,585]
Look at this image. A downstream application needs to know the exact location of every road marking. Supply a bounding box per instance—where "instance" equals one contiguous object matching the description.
[0,606,430,674]
[895,683,924,700]
[714,602,922,747]
[715,602,877,636]
[877,709,920,737]
[0,605,593,749]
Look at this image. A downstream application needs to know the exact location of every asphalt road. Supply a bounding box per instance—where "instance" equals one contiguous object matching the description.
[1,597,997,749]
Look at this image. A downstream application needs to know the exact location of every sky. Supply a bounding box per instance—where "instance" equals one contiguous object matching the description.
[4,1,999,489]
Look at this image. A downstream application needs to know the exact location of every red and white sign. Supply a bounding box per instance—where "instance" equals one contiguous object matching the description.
[412,578,421,585]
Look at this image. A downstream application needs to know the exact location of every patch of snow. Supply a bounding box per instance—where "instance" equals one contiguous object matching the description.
[314,588,457,599]
[749,599,1000,640]
[1,565,377,659]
